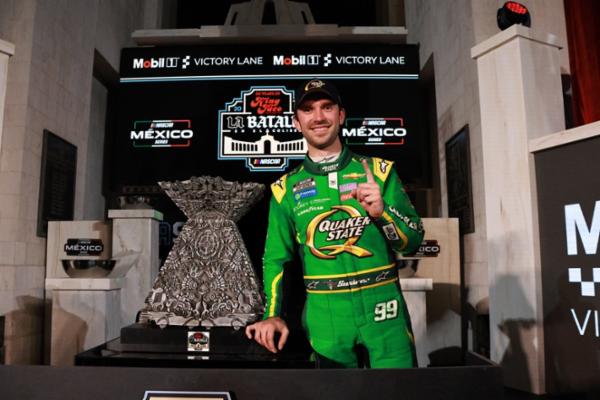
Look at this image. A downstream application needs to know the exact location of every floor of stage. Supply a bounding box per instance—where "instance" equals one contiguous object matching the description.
[504,387,592,400]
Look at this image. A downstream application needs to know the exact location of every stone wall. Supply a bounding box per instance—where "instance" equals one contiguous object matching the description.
[403,0,570,349]
[0,0,166,364]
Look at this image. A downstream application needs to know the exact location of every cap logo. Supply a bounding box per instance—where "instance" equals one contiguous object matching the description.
[305,80,325,92]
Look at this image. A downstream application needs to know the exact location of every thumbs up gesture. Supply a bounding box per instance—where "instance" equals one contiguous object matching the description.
[351,159,384,219]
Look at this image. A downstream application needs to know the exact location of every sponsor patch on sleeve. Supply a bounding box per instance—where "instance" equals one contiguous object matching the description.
[382,223,400,241]
[372,157,393,182]
[271,175,287,204]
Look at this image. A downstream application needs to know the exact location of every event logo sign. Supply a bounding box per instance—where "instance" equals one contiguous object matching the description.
[64,239,104,256]
[218,86,306,171]
[565,201,600,336]
[342,117,407,146]
[130,119,194,148]
[535,135,600,393]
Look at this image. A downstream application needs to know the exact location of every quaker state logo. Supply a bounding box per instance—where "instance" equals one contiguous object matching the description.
[306,205,373,259]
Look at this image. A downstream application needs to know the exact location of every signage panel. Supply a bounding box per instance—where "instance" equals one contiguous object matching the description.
[535,135,600,394]
[114,43,424,188]
[114,43,426,270]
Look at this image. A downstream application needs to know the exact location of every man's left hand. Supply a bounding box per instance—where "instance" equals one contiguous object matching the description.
[351,159,384,219]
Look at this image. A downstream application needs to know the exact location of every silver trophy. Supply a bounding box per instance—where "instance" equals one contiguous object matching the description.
[140,176,265,328]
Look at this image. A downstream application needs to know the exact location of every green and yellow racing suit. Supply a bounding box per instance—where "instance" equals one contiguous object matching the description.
[263,146,424,368]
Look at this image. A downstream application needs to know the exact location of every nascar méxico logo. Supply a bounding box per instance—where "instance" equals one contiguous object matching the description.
[130,120,194,148]
[218,86,306,172]
[342,117,407,146]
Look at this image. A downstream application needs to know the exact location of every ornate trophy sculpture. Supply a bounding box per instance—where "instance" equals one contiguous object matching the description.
[139,176,265,328]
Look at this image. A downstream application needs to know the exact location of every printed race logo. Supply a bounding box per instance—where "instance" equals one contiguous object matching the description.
[218,86,306,171]
[342,118,407,146]
[130,120,194,148]
[306,205,373,259]
[187,331,210,352]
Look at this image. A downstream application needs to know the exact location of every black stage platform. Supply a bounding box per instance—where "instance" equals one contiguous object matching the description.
[0,362,502,400]
[75,338,315,369]
[0,349,502,400]
[74,323,315,369]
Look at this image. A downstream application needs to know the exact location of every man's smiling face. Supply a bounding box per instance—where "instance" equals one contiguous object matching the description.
[294,97,346,153]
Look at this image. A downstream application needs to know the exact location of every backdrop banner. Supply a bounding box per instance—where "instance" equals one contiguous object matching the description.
[114,43,425,269]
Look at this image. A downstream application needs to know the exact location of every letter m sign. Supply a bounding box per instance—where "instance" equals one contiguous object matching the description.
[565,201,600,255]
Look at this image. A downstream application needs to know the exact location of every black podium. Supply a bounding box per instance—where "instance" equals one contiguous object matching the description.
[1,351,503,400]
[75,322,314,369]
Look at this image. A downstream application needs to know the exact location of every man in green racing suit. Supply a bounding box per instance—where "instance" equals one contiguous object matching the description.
[246,79,424,368]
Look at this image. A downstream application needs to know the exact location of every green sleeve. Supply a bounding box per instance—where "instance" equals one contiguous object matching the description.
[373,167,424,255]
[262,189,296,319]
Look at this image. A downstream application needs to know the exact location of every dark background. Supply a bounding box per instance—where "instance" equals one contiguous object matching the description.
[535,135,600,394]
[176,0,380,27]
[115,44,424,189]
[113,42,425,322]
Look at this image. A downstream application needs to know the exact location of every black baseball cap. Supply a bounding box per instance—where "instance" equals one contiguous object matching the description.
[294,79,343,110]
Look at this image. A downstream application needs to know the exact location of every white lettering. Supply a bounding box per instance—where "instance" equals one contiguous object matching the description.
[380,56,406,65]
[565,202,600,255]
[64,245,103,252]
[342,128,406,137]
[363,120,386,126]
[152,122,174,128]
[420,246,440,252]
[131,131,144,140]
[130,130,194,140]
[246,115,294,129]
[571,308,592,335]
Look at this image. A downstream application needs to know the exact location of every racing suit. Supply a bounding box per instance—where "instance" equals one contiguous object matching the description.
[263,146,424,368]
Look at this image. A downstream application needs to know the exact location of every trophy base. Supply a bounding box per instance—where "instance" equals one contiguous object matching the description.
[108,323,309,356]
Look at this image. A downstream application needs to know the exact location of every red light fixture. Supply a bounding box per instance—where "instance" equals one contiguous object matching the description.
[497,1,531,31]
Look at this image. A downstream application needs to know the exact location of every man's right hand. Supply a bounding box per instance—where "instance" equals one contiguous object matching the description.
[245,317,290,353]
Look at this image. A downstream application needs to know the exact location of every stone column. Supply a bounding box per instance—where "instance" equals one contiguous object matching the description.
[471,25,565,393]
[0,38,14,154]
[46,280,123,366]
[108,209,163,326]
